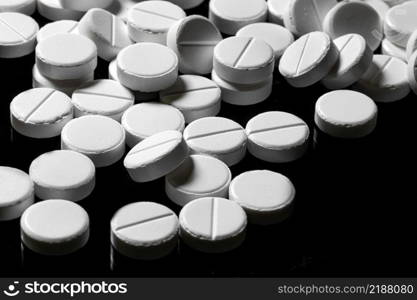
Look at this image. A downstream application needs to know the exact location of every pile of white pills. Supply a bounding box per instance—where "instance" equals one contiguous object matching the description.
[0,0,415,260]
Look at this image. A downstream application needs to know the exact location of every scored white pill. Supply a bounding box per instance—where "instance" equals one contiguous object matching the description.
[111,202,179,260]
[37,20,79,43]
[127,1,185,45]
[60,0,113,12]
[179,197,247,253]
[61,115,126,167]
[122,102,185,148]
[183,117,247,167]
[0,167,34,221]
[323,1,383,51]
[267,0,291,26]
[384,1,417,48]
[78,8,132,61]
[0,0,36,15]
[0,12,38,58]
[352,55,410,103]
[315,90,378,138]
[214,36,275,85]
[21,200,89,255]
[29,150,95,201]
[406,29,417,60]
[229,170,295,225]
[36,33,97,80]
[165,0,204,10]
[37,0,84,21]
[159,75,221,124]
[167,15,223,75]
[322,34,373,90]
[124,130,189,183]
[10,88,73,139]
[72,79,134,122]
[246,111,310,163]
[279,31,339,88]
[211,70,273,106]
[117,43,179,92]
[165,154,232,207]
[209,0,267,35]
[382,38,407,62]
[407,50,417,95]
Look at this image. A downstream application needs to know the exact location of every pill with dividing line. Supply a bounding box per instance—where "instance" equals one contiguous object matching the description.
[37,20,79,43]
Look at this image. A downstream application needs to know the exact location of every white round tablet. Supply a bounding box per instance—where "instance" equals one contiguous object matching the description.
[10,88,73,139]
[111,202,178,260]
[164,0,204,10]
[407,50,417,95]
[37,0,84,21]
[117,43,179,92]
[183,117,247,167]
[122,102,185,148]
[29,150,95,201]
[159,75,221,124]
[315,90,378,138]
[213,36,275,85]
[60,0,113,12]
[61,115,126,167]
[323,1,383,51]
[167,15,223,75]
[209,0,267,35]
[230,170,295,225]
[0,0,36,15]
[267,0,291,26]
[246,111,310,163]
[0,12,38,58]
[0,167,34,221]
[406,29,417,60]
[165,154,232,207]
[384,1,417,48]
[322,34,373,90]
[179,197,247,253]
[127,1,185,45]
[72,79,134,122]
[37,20,79,43]
[279,31,339,88]
[352,55,410,103]
[21,200,89,255]
[382,38,407,62]
[78,8,132,61]
[211,70,273,106]
[36,33,97,80]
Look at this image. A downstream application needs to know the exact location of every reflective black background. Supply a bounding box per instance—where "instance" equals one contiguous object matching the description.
[1,2,416,277]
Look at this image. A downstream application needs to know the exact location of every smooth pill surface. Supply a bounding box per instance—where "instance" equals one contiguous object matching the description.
[37,0,83,21]
[21,200,89,255]
[382,38,407,62]
[72,79,134,122]
[37,20,79,43]
[230,170,295,225]
[29,150,95,201]
[124,130,189,183]
[165,154,231,207]
[179,197,247,253]
[0,0,36,15]
[61,115,126,167]
[315,90,378,138]
[0,167,34,221]
[111,202,179,260]
[384,1,417,48]
[406,29,417,60]
[407,50,417,95]
[160,75,221,124]
[10,88,73,139]
[267,0,291,26]
[165,0,204,10]
[60,0,113,12]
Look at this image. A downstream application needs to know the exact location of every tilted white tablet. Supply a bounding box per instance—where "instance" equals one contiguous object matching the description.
[127,1,185,45]
[0,167,34,221]
[117,43,179,92]
[382,39,407,62]
[352,55,410,103]
[267,0,291,26]
[111,202,179,260]
[160,75,221,124]
[0,12,38,58]
[72,79,134,122]
[37,0,84,21]
[322,34,373,90]
[384,1,417,48]
[125,131,189,183]
[61,115,126,167]
[209,0,267,35]
[214,37,275,85]
[323,1,382,51]
[0,0,36,15]
[407,50,417,95]
[179,197,247,253]
[29,150,95,201]
[246,111,309,163]
[165,154,231,207]
[167,15,223,75]
[406,30,417,60]
[183,117,247,167]
[164,0,204,10]
[78,8,131,61]
[37,20,79,43]
[211,70,273,106]
[230,170,295,225]
[315,90,378,138]
[21,200,89,255]
[60,0,113,12]
[36,34,97,80]
[10,88,73,139]
[279,31,339,88]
